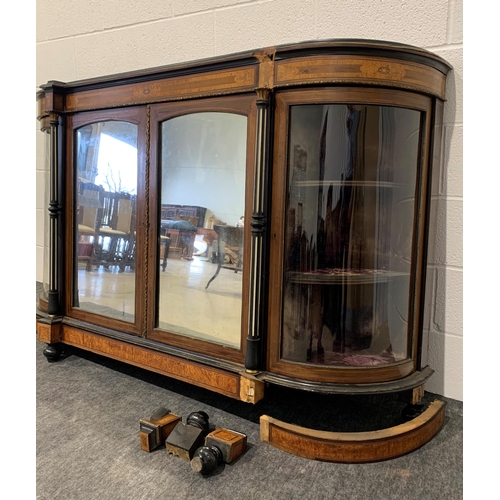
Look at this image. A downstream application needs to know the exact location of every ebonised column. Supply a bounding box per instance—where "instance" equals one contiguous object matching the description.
[47,112,62,315]
[245,88,271,373]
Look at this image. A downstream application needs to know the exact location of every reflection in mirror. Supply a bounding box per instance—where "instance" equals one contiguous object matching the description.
[158,113,247,349]
[74,121,138,322]
[281,104,421,366]
[38,128,51,311]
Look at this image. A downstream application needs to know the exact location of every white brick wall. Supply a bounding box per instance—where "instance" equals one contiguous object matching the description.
[35,0,463,401]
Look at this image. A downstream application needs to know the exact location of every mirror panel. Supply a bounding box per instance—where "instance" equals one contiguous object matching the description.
[38,128,51,311]
[158,112,247,349]
[74,121,138,321]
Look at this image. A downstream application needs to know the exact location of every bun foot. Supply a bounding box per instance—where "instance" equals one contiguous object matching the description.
[191,445,223,475]
[43,343,63,363]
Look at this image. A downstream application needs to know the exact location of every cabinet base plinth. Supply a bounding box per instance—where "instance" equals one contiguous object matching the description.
[260,399,445,463]
[35,320,265,403]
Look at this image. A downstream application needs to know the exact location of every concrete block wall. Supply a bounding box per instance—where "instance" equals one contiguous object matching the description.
[35,0,463,401]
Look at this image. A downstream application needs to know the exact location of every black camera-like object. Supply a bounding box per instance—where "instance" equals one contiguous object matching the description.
[165,411,210,460]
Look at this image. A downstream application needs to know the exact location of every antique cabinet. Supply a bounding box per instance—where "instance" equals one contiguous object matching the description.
[36,39,452,462]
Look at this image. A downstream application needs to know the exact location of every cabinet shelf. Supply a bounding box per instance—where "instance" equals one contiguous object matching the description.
[287,269,409,285]
[292,180,407,189]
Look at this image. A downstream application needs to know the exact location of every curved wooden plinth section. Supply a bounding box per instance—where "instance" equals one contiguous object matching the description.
[260,399,445,463]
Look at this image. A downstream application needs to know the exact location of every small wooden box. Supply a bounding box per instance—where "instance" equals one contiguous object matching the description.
[165,421,206,461]
[205,428,247,463]
[139,409,181,452]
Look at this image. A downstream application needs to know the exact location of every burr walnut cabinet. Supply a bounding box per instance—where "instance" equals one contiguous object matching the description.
[36,39,452,462]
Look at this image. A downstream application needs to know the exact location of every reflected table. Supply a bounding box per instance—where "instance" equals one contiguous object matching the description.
[205,225,243,289]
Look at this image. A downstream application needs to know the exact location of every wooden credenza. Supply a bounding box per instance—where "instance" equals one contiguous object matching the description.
[36,39,452,462]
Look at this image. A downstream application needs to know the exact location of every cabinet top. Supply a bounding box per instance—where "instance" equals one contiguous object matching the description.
[37,39,453,116]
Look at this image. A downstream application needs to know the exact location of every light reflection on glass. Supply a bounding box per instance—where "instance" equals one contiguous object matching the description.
[74,121,138,322]
[158,113,247,349]
[282,104,421,367]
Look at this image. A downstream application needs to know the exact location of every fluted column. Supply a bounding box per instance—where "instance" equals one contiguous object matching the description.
[245,88,271,373]
[47,112,61,315]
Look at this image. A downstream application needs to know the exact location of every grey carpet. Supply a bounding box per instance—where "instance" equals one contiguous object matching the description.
[36,342,462,500]
[36,283,462,499]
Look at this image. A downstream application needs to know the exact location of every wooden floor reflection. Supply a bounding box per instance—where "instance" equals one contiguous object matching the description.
[77,256,242,348]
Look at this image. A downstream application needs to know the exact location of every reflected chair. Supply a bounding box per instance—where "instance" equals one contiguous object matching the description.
[205,225,244,289]
[77,182,104,271]
[160,229,171,272]
[160,219,198,261]
[87,191,136,272]
[159,223,172,272]
[117,198,137,273]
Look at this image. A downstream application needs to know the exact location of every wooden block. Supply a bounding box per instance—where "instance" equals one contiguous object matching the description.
[165,422,206,461]
[36,320,62,344]
[412,385,425,404]
[204,428,247,463]
[239,373,265,404]
[139,408,181,452]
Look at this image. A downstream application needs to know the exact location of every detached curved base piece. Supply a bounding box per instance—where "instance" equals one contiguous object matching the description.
[260,399,445,463]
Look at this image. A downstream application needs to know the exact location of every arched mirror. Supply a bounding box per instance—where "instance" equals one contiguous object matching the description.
[157,112,248,349]
[73,120,138,322]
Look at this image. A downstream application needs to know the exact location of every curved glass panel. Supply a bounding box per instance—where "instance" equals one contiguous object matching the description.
[282,104,421,366]
[158,112,247,349]
[74,121,138,321]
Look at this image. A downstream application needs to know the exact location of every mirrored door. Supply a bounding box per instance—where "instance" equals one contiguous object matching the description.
[68,107,147,331]
[148,96,256,361]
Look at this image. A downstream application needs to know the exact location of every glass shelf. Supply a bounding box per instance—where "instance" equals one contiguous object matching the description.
[292,180,408,189]
[287,269,410,285]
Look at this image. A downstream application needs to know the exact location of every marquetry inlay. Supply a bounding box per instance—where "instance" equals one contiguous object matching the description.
[65,67,258,112]
[275,56,446,98]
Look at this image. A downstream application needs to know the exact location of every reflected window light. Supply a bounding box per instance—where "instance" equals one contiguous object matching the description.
[95,133,138,194]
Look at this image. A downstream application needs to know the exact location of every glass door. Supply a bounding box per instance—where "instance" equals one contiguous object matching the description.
[67,107,147,335]
[268,88,432,383]
[147,96,256,363]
